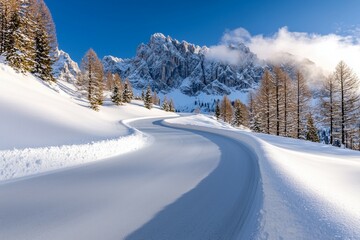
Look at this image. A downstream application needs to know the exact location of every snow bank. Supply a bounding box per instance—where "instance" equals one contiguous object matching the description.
[167,114,360,238]
[0,62,177,181]
[166,113,250,131]
[0,132,146,182]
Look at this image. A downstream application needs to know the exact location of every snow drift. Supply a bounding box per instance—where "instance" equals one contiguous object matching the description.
[0,62,176,181]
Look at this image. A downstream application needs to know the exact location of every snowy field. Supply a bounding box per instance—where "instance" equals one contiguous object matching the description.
[1,61,360,239]
[0,63,177,181]
[166,115,360,239]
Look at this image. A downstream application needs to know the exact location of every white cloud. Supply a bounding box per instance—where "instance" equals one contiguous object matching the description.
[205,45,242,65]
[208,26,360,79]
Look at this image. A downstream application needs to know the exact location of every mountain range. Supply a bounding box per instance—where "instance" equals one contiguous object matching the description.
[53,33,324,111]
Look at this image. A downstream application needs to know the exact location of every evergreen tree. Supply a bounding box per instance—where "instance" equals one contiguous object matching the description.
[37,0,57,58]
[162,96,169,111]
[111,85,122,105]
[306,114,319,142]
[141,89,145,100]
[233,99,244,127]
[144,85,152,109]
[215,102,220,120]
[32,11,54,82]
[169,99,175,112]
[122,79,132,103]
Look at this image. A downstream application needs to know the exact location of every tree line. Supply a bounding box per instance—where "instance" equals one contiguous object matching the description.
[0,0,57,81]
[216,61,360,150]
[77,48,176,112]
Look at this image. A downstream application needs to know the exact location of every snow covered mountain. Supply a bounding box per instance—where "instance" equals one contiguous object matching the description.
[103,33,265,96]
[52,49,80,83]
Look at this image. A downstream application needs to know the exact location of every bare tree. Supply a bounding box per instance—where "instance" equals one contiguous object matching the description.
[255,69,275,134]
[333,61,360,147]
[294,71,311,139]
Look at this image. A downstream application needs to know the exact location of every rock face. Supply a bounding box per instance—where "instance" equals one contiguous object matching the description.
[102,33,265,96]
[52,49,80,83]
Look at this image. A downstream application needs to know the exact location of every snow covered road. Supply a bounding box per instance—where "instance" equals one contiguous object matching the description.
[0,118,260,240]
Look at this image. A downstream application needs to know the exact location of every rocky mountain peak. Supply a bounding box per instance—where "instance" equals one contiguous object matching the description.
[102,33,265,96]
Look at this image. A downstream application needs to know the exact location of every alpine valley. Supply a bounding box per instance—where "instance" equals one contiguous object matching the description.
[54,33,323,112]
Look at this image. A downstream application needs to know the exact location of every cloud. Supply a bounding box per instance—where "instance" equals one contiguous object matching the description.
[205,45,243,65]
[208,27,360,80]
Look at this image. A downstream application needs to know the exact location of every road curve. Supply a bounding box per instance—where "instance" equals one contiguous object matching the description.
[0,118,261,240]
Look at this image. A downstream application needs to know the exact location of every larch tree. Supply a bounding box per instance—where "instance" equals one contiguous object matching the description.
[319,75,340,145]
[294,70,311,139]
[333,61,360,147]
[152,91,160,105]
[220,95,233,123]
[272,66,284,136]
[282,72,295,137]
[255,69,275,134]
[105,72,114,91]
[79,48,104,111]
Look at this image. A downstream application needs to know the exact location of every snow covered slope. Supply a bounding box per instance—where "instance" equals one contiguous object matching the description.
[0,62,177,181]
[166,114,360,239]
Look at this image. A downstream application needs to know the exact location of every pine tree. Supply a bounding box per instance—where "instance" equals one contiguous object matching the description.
[79,48,104,111]
[169,99,175,112]
[220,95,233,123]
[215,102,220,120]
[144,85,152,109]
[36,0,57,58]
[162,96,169,111]
[32,10,54,82]
[306,114,319,142]
[122,79,132,103]
[141,89,145,100]
[233,99,244,127]
[111,85,122,105]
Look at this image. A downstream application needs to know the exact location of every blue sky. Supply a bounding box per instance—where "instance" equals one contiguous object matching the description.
[46,0,360,63]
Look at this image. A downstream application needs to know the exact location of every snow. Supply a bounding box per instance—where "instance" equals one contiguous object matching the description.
[166,114,360,239]
[1,58,360,239]
[0,62,177,181]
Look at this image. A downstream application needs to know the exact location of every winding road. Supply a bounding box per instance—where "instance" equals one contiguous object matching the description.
[0,118,261,240]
